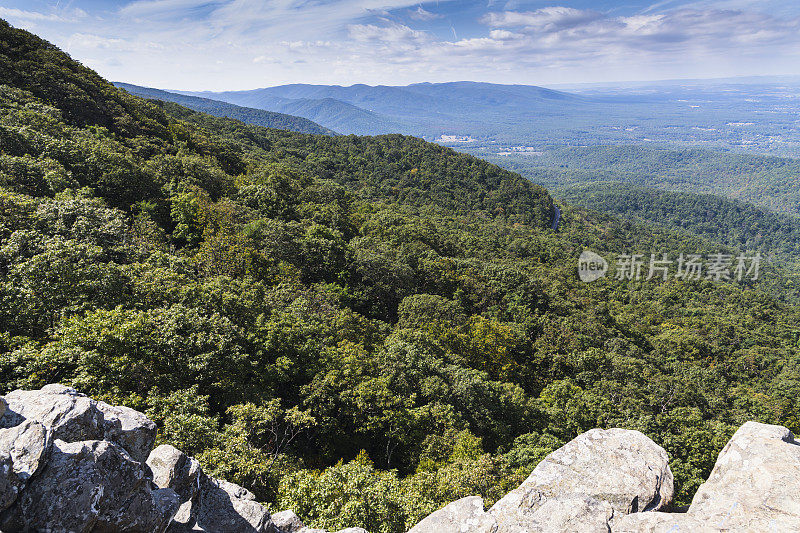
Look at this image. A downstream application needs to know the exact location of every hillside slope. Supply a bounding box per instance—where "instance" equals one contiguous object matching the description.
[561,182,800,268]
[187,87,411,135]
[114,82,335,135]
[478,145,800,217]
[185,81,589,138]
[2,18,800,533]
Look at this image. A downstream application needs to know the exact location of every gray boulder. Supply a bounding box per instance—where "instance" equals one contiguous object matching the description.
[407,496,497,533]
[686,421,800,530]
[612,512,712,532]
[5,438,179,532]
[1,384,156,462]
[147,444,201,525]
[0,396,6,419]
[488,428,673,532]
[0,420,49,513]
[273,510,307,532]
[97,400,158,464]
[187,473,274,532]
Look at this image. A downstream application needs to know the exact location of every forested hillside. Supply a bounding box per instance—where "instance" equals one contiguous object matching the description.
[114,83,335,135]
[2,19,800,533]
[561,182,800,270]
[476,145,800,216]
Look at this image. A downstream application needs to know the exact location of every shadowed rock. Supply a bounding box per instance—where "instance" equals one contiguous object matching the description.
[147,444,202,526]
[190,474,275,532]
[5,438,179,532]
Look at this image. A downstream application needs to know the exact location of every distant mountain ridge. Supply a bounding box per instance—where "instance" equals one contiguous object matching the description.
[170,79,800,155]
[114,82,334,135]
[180,81,585,137]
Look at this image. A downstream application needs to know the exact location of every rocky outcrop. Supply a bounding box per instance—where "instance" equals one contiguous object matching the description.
[5,384,800,533]
[407,428,673,533]
[614,421,800,532]
[146,444,201,527]
[689,422,800,529]
[0,385,280,533]
[0,384,156,462]
[407,496,497,533]
[489,427,673,531]
[3,439,180,532]
[0,420,48,514]
[0,385,369,533]
[189,475,275,532]
[409,421,800,533]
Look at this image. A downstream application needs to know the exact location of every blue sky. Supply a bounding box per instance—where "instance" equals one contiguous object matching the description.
[1,0,799,90]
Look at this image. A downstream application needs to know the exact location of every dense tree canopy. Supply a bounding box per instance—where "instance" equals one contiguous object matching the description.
[1,19,799,533]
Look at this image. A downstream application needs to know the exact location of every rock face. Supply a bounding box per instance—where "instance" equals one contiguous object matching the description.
[0,384,156,462]
[6,439,180,532]
[615,421,800,532]
[408,496,497,533]
[147,444,202,526]
[0,385,282,533]
[689,422,800,530]
[6,384,800,533]
[0,420,48,513]
[187,474,275,532]
[410,421,800,533]
[488,428,673,532]
[612,512,712,532]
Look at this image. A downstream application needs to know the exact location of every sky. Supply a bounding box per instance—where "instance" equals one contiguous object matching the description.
[1,0,799,91]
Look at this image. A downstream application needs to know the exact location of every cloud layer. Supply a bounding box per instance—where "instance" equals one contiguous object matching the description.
[2,0,799,90]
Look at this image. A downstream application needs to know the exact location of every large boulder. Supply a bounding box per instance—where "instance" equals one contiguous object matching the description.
[407,496,497,533]
[97,400,158,464]
[0,420,49,513]
[2,438,179,532]
[147,444,202,526]
[0,396,6,419]
[179,473,274,533]
[612,512,711,532]
[1,384,156,462]
[686,422,800,530]
[273,510,307,532]
[488,428,673,532]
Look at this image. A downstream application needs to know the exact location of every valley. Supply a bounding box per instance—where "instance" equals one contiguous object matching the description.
[2,6,800,532]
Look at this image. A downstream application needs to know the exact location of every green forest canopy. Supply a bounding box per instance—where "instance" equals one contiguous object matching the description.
[1,18,800,533]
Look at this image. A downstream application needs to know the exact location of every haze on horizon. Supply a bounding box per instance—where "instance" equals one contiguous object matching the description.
[1,0,799,92]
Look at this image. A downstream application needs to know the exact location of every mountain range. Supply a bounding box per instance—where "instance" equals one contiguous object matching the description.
[5,16,800,531]
[178,81,585,138]
[116,78,800,158]
[114,82,334,135]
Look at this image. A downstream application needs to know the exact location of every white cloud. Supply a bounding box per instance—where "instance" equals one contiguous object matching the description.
[347,23,428,43]
[489,29,524,40]
[409,6,441,21]
[0,7,86,22]
[4,0,800,90]
[482,7,604,32]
